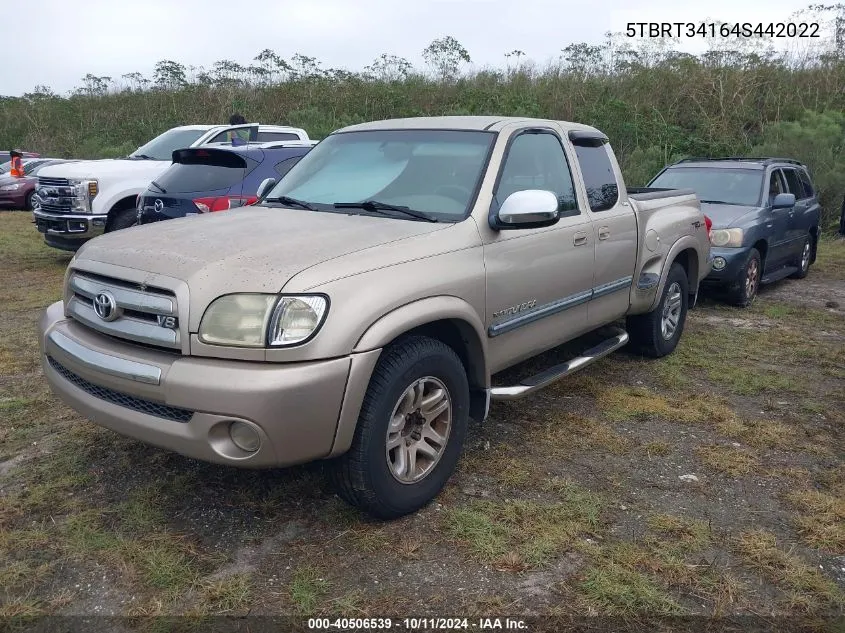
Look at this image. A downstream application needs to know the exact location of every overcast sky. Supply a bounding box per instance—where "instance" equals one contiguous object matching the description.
[0,0,822,96]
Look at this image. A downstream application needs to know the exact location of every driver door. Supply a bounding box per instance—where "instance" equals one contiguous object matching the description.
[482,125,596,374]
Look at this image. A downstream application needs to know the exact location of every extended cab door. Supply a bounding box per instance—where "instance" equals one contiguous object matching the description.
[569,132,638,325]
[481,125,596,374]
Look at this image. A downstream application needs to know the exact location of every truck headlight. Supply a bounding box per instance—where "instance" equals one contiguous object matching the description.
[710,228,744,248]
[198,294,328,347]
[68,178,98,213]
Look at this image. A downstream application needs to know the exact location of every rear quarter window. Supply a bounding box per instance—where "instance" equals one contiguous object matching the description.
[797,169,814,199]
[572,142,619,211]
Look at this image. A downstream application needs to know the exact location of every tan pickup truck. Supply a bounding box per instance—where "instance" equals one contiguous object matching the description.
[39,116,711,518]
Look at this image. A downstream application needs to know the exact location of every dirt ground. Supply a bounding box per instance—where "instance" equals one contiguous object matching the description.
[1,211,843,629]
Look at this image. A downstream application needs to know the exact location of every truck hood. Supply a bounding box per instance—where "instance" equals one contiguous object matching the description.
[73,207,452,326]
[699,202,759,228]
[36,158,170,181]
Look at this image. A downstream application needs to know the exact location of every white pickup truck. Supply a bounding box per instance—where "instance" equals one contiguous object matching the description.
[33,123,311,251]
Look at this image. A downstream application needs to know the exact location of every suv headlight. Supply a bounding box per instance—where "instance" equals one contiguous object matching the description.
[198,293,328,347]
[710,228,744,248]
[68,178,98,213]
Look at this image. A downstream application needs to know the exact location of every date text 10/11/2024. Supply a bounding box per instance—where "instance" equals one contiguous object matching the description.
[307,618,529,630]
[625,22,820,38]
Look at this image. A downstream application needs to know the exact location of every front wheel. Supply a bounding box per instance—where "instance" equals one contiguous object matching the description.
[25,191,38,211]
[105,207,138,232]
[726,248,761,307]
[330,336,469,519]
[789,235,812,279]
[626,262,689,358]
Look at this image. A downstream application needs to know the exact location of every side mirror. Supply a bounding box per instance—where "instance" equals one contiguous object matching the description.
[771,192,795,209]
[491,190,560,230]
[256,177,276,200]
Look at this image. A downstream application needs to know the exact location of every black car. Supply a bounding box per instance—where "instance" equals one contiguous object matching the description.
[136,142,313,225]
[648,157,822,306]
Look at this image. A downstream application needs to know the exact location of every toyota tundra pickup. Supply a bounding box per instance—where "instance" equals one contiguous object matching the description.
[32,122,310,251]
[39,116,711,519]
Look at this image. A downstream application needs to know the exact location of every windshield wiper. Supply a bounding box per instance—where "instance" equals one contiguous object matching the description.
[333,200,438,223]
[264,195,317,210]
[149,180,167,194]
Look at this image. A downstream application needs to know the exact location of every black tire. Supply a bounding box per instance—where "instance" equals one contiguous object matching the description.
[329,335,469,519]
[105,207,138,232]
[726,248,762,307]
[789,234,812,279]
[626,262,689,358]
[24,191,36,211]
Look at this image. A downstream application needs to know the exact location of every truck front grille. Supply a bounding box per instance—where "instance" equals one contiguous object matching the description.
[48,356,193,422]
[37,176,75,214]
[66,271,183,351]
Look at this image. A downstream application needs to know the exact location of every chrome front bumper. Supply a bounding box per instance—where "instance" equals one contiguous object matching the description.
[38,301,369,468]
[33,209,107,250]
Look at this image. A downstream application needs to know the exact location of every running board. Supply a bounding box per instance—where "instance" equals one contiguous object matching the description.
[761,266,797,285]
[490,329,630,401]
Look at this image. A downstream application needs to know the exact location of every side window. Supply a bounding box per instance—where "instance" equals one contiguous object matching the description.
[768,170,785,202]
[782,168,805,199]
[572,142,619,211]
[496,131,578,213]
[798,169,814,199]
[257,131,301,142]
[274,156,304,178]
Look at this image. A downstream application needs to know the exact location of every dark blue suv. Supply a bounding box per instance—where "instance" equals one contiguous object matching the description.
[648,157,821,306]
[136,143,314,224]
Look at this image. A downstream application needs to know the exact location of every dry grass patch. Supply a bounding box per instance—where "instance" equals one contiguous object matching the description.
[596,386,737,425]
[784,489,845,552]
[194,574,252,614]
[695,444,760,477]
[445,481,605,569]
[734,529,844,612]
[715,418,795,449]
[646,514,711,548]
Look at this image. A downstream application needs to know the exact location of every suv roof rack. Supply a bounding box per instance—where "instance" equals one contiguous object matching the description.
[674,157,805,166]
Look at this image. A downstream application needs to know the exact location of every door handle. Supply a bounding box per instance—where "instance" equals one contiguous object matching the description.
[573,232,589,246]
[598,227,610,240]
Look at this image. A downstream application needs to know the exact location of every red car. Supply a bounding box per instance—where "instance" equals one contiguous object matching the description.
[0,158,68,210]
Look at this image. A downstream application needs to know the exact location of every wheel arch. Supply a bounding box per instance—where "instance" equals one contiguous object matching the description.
[329,297,489,458]
[105,195,139,231]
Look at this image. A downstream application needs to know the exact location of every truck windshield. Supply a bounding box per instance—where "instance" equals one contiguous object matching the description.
[130,129,208,161]
[265,129,496,221]
[649,167,764,206]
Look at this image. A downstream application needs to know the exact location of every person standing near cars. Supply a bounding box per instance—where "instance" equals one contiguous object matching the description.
[9,150,25,177]
[228,114,248,146]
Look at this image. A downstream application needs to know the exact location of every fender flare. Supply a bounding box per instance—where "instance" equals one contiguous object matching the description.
[645,236,704,313]
[354,295,489,390]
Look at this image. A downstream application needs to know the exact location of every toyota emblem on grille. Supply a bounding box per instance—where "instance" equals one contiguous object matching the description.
[93,291,118,321]
[154,199,164,213]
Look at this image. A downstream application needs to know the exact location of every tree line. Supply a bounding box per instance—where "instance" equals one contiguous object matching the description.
[2,6,845,229]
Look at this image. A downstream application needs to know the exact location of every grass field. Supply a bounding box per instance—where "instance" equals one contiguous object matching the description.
[1,210,843,624]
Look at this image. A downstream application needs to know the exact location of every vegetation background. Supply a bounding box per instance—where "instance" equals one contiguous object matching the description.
[2,4,845,229]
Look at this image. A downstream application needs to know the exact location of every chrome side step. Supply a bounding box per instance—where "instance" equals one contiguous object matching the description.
[490,328,629,401]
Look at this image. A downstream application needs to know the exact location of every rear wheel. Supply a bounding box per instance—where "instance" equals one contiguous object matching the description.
[330,336,469,519]
[789,235,812,279]
[626,262,689,358]
[105,207,138,232]
[726,248,761,307]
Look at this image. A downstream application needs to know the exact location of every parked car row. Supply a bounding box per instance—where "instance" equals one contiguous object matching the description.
[31,122,314,250]
[0,158,74,210]
[31,115,822,520]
